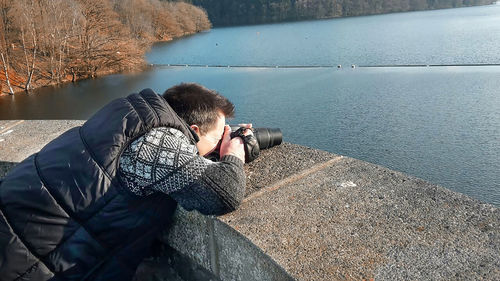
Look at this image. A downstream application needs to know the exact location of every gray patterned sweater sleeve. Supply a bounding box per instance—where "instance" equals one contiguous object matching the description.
[118,127,246,215]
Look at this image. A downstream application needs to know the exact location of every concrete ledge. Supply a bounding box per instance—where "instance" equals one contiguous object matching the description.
[0,120,84,177]
[156,207,294,281]
[1,120,499,280]
[222,152,499,280]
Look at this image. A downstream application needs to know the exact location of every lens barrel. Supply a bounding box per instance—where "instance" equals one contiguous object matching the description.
[253,128,282,149]
[230,126,282,150]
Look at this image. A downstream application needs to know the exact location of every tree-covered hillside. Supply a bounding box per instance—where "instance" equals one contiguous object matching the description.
[0,0,210,94]
[176,0,496,26]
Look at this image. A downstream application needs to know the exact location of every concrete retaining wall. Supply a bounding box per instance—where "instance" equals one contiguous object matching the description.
[1,120,499,280]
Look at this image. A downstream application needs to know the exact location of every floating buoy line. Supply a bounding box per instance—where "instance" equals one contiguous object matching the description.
[151,63,500,69]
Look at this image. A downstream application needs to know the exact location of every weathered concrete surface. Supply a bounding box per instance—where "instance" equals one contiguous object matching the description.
[222,154,500,280]
[0,120,84,177]
[242,142,336,197]
[147,143,338,281]
[134,242,220,281]
[1,120,499,281]
[159,207,294,281]
[158,143,500,280]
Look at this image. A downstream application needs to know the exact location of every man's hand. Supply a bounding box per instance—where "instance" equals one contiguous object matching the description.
[219,124,252,163]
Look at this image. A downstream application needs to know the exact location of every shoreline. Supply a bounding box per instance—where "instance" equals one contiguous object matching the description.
[2,3,497,97]
[0,64,152,97]
[204,1,497,27]
[0,32,204,97]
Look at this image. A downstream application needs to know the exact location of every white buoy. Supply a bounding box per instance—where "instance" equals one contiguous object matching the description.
[351,64,356,69]
[337,64,342,69]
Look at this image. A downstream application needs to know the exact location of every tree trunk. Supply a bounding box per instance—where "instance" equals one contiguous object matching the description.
[25,38,36,91]
[20,28,31,90]
[19,5,38,92]
[1,52,14,95]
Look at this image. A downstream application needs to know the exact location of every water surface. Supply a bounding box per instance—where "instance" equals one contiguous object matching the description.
[1,5,499,206]
[147,4,500,66]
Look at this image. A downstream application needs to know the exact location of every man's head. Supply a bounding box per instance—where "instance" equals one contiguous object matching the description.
[162,83,235,156]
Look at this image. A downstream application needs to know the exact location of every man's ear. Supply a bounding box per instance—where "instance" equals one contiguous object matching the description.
[190,125,200,135]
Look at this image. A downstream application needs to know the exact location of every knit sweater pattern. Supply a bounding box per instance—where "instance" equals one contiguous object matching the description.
[119,127,246,215]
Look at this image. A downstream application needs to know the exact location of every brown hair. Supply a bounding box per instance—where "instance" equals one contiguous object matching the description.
[162,83,234,134]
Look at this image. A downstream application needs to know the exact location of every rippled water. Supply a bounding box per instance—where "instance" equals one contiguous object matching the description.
[1,5,499,205]
[147,4,500,66]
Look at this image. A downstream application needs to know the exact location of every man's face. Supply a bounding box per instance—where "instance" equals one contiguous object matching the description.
[194,112,226,156]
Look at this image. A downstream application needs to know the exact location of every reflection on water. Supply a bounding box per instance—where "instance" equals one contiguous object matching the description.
[1,66,499,206]
[0,71,155,119]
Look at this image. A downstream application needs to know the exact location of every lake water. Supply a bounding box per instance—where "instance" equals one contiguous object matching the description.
[1,5,499,206]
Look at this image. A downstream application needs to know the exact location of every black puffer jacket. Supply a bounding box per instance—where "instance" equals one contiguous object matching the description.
[0,89,197,281]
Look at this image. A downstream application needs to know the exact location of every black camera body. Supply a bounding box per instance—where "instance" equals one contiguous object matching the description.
[207,126,283,163]
[229,127,260,163]
[229,126,283,163]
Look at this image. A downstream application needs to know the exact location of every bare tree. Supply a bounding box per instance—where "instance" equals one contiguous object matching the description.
[38,0,80,83]
[0,0,211,93]
[113,0,155,42]
[74,0,141,78]
[0,0,14,94]
[12,0,38,91]
[0,53,14,94]
[175,2,197,35]
[191,6,211,32]
[153,1,184,39]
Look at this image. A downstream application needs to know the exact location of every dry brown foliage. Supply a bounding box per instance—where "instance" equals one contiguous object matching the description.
[0,0,211,94]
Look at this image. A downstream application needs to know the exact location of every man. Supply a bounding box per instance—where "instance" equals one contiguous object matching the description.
[0,83,250,280]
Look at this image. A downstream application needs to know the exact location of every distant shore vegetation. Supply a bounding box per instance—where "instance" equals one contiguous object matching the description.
[0,0,211,95]
[177,0,496,26]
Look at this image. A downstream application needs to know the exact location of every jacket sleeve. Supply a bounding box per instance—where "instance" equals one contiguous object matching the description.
[118,127,246,216]
[168,154,245,215]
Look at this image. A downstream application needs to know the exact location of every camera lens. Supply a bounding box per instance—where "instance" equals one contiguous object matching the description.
[253,128,282,149]
[229,126,283,150]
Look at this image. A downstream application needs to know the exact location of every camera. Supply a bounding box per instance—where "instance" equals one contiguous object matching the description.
[229,126,282,163]
[229,126,283,151]
[207,126,283,163]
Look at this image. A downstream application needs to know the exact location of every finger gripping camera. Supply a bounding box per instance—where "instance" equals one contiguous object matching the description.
[229,126,283,163]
